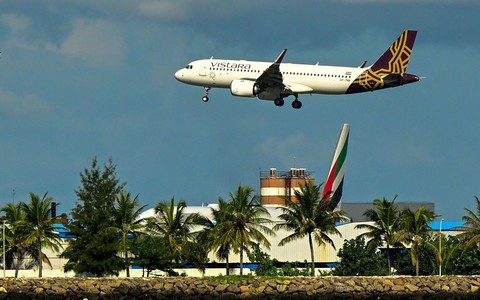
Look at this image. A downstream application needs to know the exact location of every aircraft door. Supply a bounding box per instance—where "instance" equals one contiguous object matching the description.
[199,62,207,76]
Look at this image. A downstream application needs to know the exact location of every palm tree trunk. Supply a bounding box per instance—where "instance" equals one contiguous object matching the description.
[415,246,420,276]
[125,252,130,277]
[387,244,392,276]
[38,242,43,278]
[226,255,230,276]
[123,233,130,277]
[308,233,315,276]
[15,254,22,278]
[239,242,244,275]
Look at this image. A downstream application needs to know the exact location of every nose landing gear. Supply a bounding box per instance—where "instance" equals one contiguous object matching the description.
[202,87,210,102]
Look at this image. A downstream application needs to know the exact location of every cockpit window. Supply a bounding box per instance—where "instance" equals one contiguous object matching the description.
[185,65,193,69]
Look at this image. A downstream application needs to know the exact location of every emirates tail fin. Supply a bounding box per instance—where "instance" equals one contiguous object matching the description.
[322,124,350,208]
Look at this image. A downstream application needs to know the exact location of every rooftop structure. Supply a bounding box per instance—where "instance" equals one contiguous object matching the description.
[259,167,314,206]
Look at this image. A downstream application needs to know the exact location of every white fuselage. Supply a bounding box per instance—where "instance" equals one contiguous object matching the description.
[175,58,368,95]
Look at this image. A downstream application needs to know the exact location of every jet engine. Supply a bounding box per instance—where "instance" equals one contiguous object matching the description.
[230,80,261,97]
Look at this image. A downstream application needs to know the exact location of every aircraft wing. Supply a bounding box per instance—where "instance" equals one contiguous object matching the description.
[255,49,313,95]
[255,49,287,90]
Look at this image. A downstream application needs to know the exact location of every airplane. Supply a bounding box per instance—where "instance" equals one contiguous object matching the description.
[174,30,420,109]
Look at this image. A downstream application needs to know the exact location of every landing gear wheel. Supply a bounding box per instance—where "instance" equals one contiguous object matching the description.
[292,100,302,109]
[274,98,284,107]
[202,87,211,103]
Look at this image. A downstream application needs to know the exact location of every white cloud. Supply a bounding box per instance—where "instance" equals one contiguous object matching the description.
[138,1,189,19]
[1,13,37,50]
[136,0,262,20]
[0,88,50,116]
[1,13,126,68]
[0,13,29,33]
[56,18,127,68]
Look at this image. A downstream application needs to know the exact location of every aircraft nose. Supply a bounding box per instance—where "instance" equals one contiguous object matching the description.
[174,69,184,82]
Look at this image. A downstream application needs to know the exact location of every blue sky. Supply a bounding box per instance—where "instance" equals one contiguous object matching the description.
[0,1,479,220]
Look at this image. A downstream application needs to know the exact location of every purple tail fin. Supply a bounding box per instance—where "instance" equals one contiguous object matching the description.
[370,30,417,75]
[346,30,419,94]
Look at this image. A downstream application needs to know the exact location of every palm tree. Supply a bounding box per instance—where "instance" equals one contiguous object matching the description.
[148,197,205,258]
[183,239,210,276]
[427,233,462,275]
[214,185,274,275]
[1,203,31,277]
[355,196,402,275]
[200,198,233,275]
[274,181,346,276]
[19,192,63,277]
[456,196,480,249]
[397,206,435,276]
[113,191,147,277]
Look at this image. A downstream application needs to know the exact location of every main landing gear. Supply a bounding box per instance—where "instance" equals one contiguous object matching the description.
[292,99,302,109]
[202,87,210,102]
[274,98,284,107]
[274,95,302,109]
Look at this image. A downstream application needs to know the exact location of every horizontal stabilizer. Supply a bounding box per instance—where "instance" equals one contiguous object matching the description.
[381,73,403,87]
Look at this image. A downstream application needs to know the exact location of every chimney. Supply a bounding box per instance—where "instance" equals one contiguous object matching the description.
[51,202,57,219]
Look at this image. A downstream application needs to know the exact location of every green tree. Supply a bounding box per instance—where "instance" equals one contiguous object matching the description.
[355,196,402,275]
[113,191,146,277]
[130,235,175,277]
[450,243,480,275]
[19,192,63,277]
[130,235,176,277]
[215,185,274,275]
[1,203,31,277]
[397,206,435,276]
[393,244,436,275]
[147,197,206,260]
[62,158,125,276]
[274,182,346,276]
[208,198,234,275]
[247,242,278,276]
[427,234,462,275]
[456,196,480,249]
[333,237,388,276]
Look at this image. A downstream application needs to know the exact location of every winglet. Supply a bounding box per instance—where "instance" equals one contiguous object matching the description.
[321,124,350,209]
[274,49,287,64]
